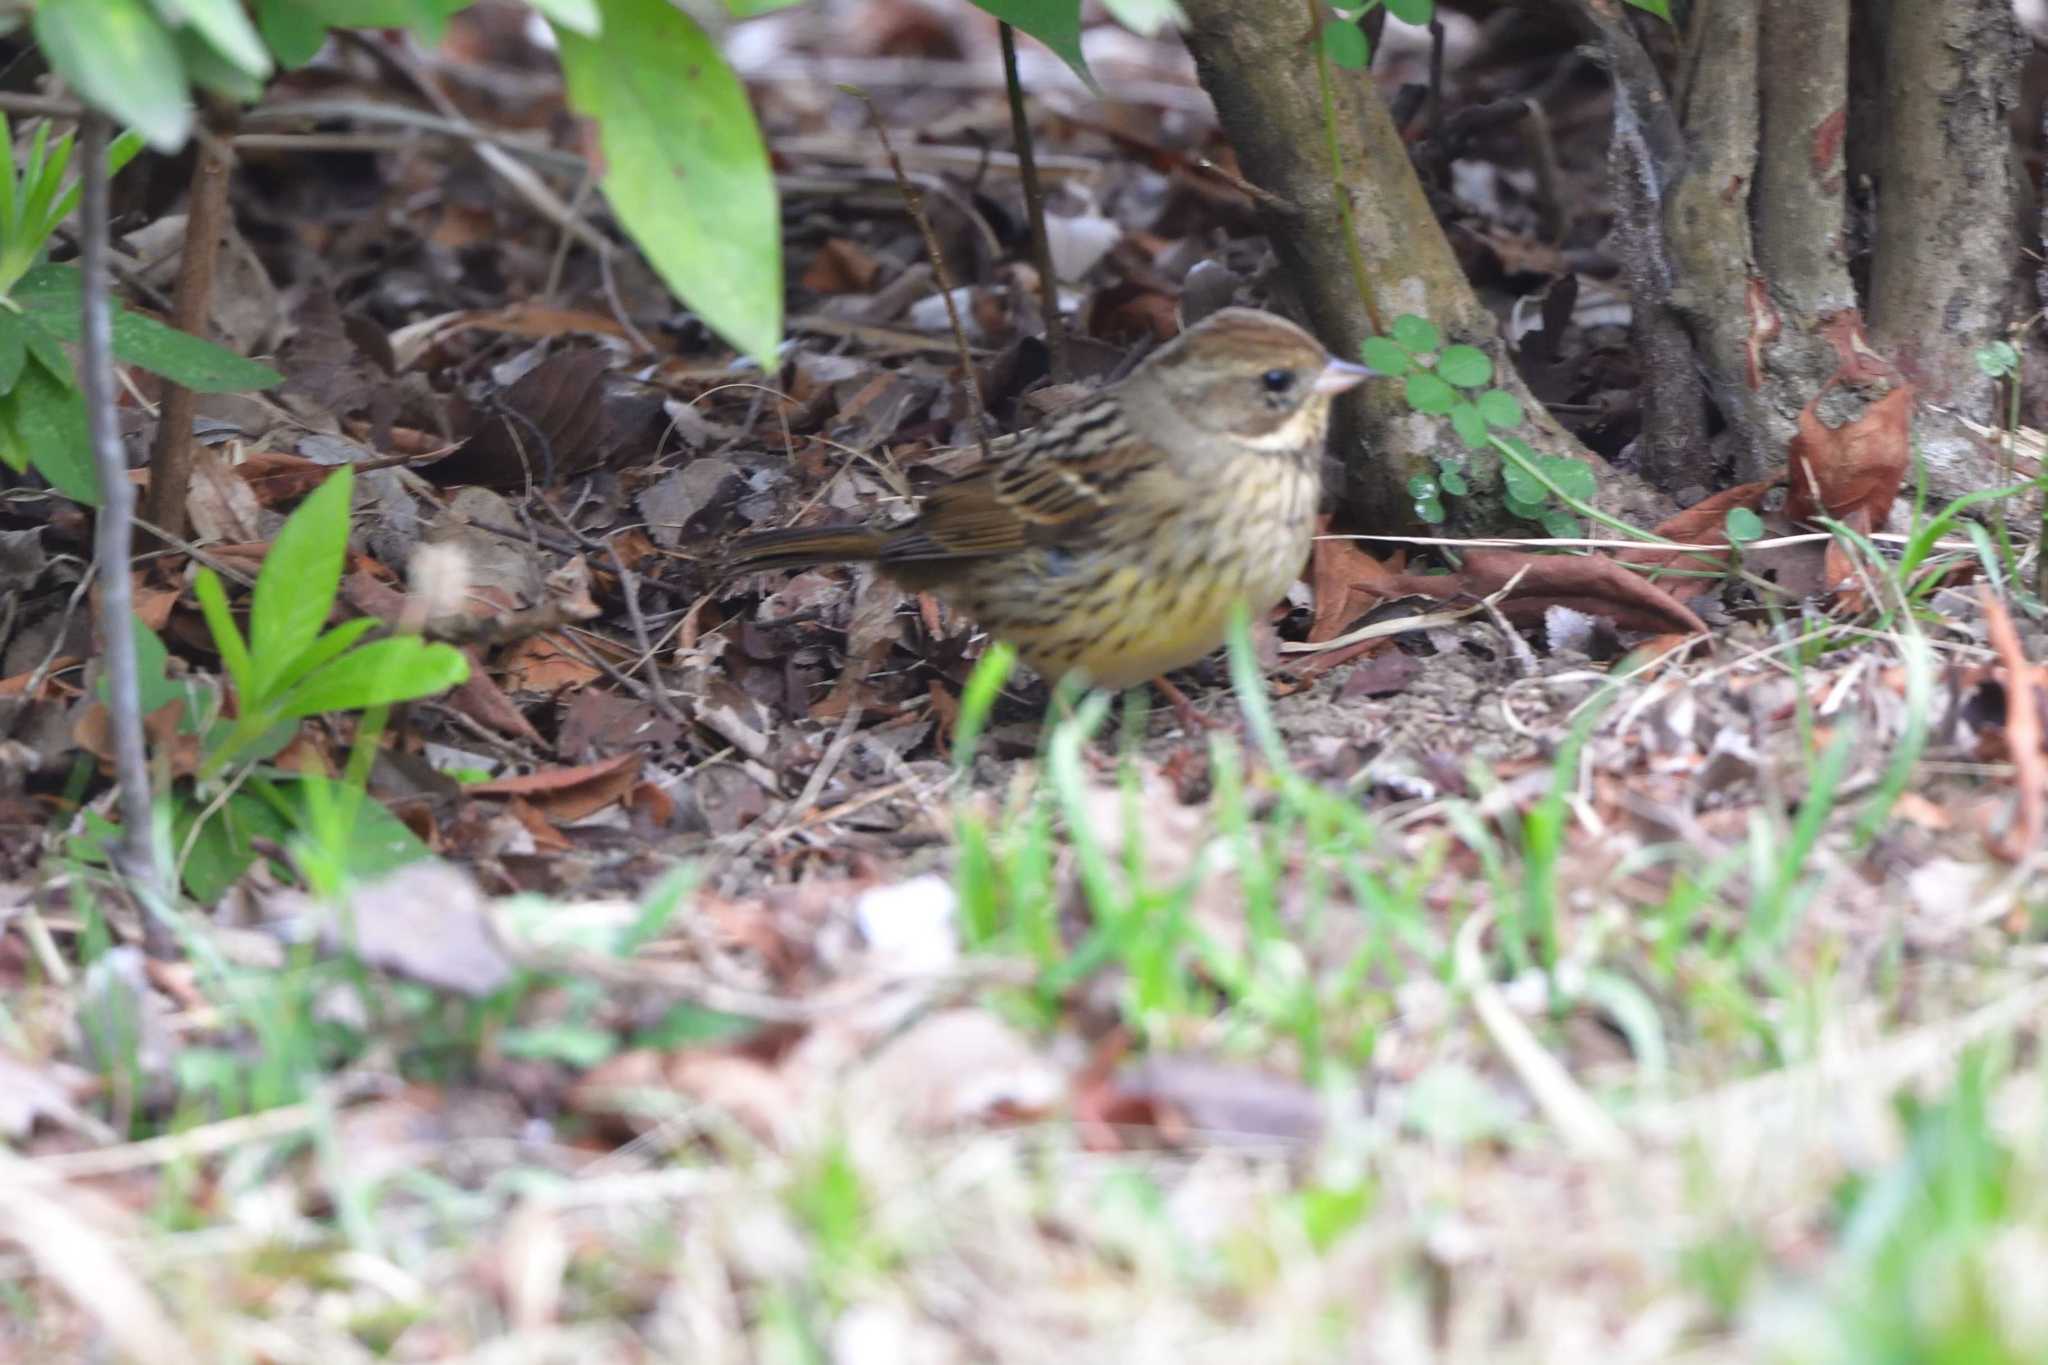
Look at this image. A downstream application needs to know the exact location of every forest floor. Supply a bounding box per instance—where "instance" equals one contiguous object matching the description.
[4,3,2048,1362]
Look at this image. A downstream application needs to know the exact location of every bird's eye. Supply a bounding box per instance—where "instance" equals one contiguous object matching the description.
[1261,368,1297,394]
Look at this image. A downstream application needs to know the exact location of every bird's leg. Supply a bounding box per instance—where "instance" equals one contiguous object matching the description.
[1152,675,1226,733]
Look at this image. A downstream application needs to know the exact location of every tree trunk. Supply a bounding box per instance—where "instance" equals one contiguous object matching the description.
[1867,0,2027,501]
[1177,0,1665,534]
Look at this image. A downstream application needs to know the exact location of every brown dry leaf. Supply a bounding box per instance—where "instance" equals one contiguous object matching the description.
[1112,1056,1324,1147]
[801,238,883,295]
[1308,522,1402,643]
[499,633,605,693]
[73,698,203,777]
[1619,479,1780,575]
[471,752,641,823]
[440,350,668,486]
[1982,587,2046,861]
[186,445,265,544]
[233,451,336,506]
[504,797,572,852]
[1389,549,1708,635]
[1786,384,1914,525]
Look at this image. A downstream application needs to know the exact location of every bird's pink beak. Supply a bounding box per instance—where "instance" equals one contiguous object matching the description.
[1314,357,1377,395]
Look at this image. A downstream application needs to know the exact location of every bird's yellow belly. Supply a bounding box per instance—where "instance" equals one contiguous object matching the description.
[955,465,1317,691]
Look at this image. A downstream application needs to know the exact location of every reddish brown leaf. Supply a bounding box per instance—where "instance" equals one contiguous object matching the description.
[1981,587,2045,861]
[800,238,882,295]
[1308,521,1402,643]
[471,752,641,823]
[1386,549,1708,635]
[1620,480,1780,576]
[1786,384,1913,525]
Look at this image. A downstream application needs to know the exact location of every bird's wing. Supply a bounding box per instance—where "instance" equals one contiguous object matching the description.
[876,396,1158,563]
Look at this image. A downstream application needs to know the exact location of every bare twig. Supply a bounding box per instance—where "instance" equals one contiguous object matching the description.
[999,22,1066,381]
[79,114,169,940]
[140,103,237,547]
[846,87,993,461]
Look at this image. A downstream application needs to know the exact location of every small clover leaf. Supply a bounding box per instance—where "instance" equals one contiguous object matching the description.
[1476,388,1523,428]
[1390,314,1440,354]
[1725,506,1765,544]
[1436,344,1493,389]
[1448,401,1488,447]
[1361,336,1411,375]
[1322,16,1369,69]
[1405,371,1457,415]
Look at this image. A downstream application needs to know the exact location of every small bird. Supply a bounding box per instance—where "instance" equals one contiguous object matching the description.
[726,307,1375,696]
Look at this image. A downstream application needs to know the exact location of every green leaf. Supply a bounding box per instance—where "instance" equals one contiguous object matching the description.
[272,616,379,700]
[1321,17,1369,70]
[3,356,95,502]
[1390,314,1440,354]
[255,0,326,66]
[1542,455,1598,503]
[280,775,432,883]
[1621,0,1672,20]
[94,612,183,715]
[1448,400,1488,447]
[154,0,274,80]
[556,0,782,368]
[525,0,600,34]
[1360,336,1410,376]
[114,311,282,390]
[0,312,26,395]
[1414,495,1445,525]
[1404,371,1456,415]
[277,637,470,717]
[1505,494,1549,521]
[21,319,73,389]
[500,1022,618,1067]
[969,0,1093,87]
[250,466,352,700]
[1436,343,1493,389]
[722,0,806,13]
[1501,459,1546,507]
[34,0,193,152]
[1438,467,1469,496]
[1540,507,1581,539]
[46,131,147,239]
[1385,0,1435,23]
[1724,506,1765,544]
[1476,388,1523,429]
[1406,472,1438,499]
[1974,341,2020,379]
[193,565,253,699]
[173,25,269,102]
[176,786,293,903]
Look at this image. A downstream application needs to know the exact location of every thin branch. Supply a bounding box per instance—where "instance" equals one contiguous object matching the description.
[999,22,1066,381]
[846,88,993,461]
[140,103,237,547]
[79,114,169,937]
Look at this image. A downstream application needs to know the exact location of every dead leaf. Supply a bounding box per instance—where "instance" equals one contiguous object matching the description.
[1387,549,1708,635]
[1786,384,1914,525]
[1308,521,1402,643]
[1620,479,1780,575]
[186,445,265,544]
[322,861,514,996]
[801,238,883,295]
[471,752,641,823]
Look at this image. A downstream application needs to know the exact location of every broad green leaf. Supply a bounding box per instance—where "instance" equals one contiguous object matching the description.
[16,266,280,391]
[1502,458,1546,506]
[277,775,431,883]
[1390,314,1440,354]
[277,637,469,717]
[1403,371,1455,415]
[556,0,781,367]
[1540,507,1581,539]
[1414,495,1445,525]
[174,26,269,102]
[526,0,600,34]
[1476,388,1523,429]
[1385,0,1435,24]
[94,612,182,715]
[1448,399,1487,447]
[256,0,326,66]
[250,466,353,700]
[1436,344,1493,389]
[4,356,95,502]
[270,616,378,699]
[34,0,193,152]
[970,0,1092,86]
[1622,0,1672,20]
[1321,17,1368,71]
[176,786,293,903]
[114,311,281,390]
[153,0,273,79]
[1438,467,1469,496]
[1100,0,1182,37]
[1360,336,1410,375]
[0,311,27,395]
[193,565,253,699]
[22,318,74,388]
[1405,472,1437,499]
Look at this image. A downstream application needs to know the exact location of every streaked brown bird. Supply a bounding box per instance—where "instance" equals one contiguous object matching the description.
[725,307,1374,694]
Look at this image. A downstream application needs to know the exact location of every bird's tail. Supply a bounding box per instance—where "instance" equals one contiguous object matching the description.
[723,524,889,574]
